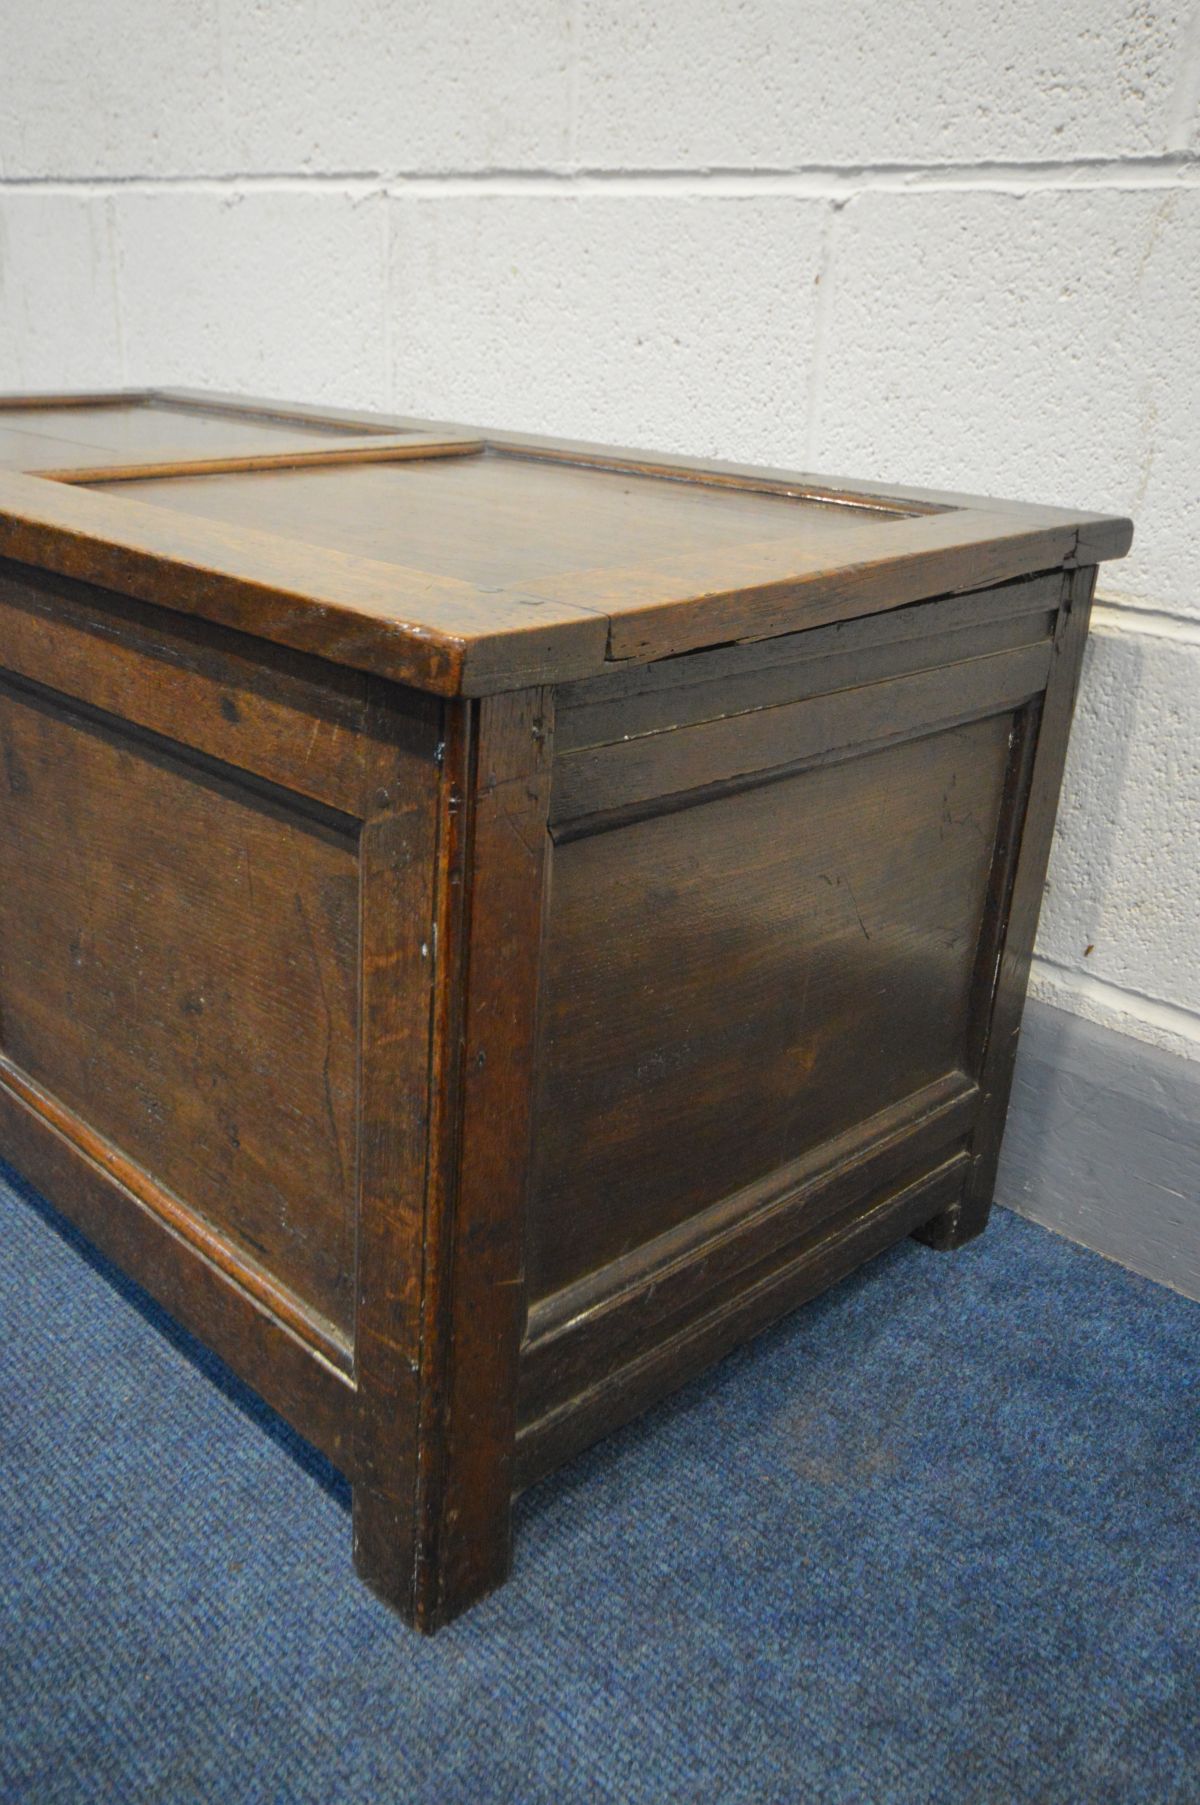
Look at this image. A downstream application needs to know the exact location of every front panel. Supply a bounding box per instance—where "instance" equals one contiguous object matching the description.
[0,563,443,1459]
[0,676,361,1334]
[530,712,1013,1299]
[518,575,1062,1473]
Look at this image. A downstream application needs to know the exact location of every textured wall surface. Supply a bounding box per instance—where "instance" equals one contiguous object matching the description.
[0,9,1197,1122]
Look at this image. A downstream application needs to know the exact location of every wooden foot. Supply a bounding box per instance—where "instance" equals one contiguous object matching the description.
[914,1196,991,1251]
[351,1483,513,1632]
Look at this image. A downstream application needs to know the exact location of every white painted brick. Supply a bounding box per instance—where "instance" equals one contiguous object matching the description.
[816,188,1200,619]
[0,0,225,179]
[0,0,572,178]
[0,0,1197,1081]
[1117,189,1200,617]
[389,195,826,458]
[0,196,123,389]
[575,1,1188,168]
[1169,7,1200,150]
[113,191,387,405]
[1038,629,1200,1016]
[220,0,572,174]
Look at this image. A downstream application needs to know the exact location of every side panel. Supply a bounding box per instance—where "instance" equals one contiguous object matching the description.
[518,574,1069,1483]
[0,563,443,1478]
[531,713,1011,1297]
[0,679,361,1335]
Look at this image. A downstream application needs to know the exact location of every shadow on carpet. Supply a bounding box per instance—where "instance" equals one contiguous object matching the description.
[1,1157,1198,1804]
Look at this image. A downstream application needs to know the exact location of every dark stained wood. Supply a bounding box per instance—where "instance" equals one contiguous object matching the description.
[555,572,1060,754]
[96,455,918,582]
[0,671,361,1333]
[32,437,480,485]
[0,1050,351,1372]
[0,389,477,479]
[401,697,475,1623]
[0,387,1131,696]
[415,421,1136,562]
[529,709,1016,1299]
[550,639,1050,829]
[349,682,446,1620]
[0,389,1132,1631]
[410,688,554,1631]
[0,389,153,409]
[151,388,1135,557]
[0,465,608,698]
[960,700,1043,1087]
[0,1062,357,1468]
[355,685,554,1631]
[922,565,1101,1248]
[0,561,376,815]
[520,1072,977,1426]
[483,506,1094,668]
[516,1153,970,1491]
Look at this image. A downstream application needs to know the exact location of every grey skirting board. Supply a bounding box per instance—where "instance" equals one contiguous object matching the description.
[995,996,1200,1302]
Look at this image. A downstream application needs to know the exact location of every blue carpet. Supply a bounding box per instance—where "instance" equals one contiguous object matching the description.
[2,1159,1198,1804]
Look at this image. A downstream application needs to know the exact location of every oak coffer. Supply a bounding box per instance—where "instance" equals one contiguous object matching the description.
[0,388,1132,1629]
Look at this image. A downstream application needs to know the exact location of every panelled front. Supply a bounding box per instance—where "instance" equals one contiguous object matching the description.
[530,714,1016,1299]
[0,561,441,1379]
[0,679,361,1331]
[523,575,1062,1381]
[0,386,1128,1631]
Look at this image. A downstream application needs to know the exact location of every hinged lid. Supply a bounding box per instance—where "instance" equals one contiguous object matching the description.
[0,388,1132,695]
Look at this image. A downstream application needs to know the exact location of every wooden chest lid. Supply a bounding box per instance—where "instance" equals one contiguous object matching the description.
[0,389,1132,696]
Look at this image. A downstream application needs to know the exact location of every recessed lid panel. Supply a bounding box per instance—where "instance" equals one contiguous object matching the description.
[0,393,468,478]
[89,451,919,590]
[0,389,1133,695]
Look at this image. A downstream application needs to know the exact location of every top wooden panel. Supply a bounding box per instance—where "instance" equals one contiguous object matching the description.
[0,398,349,470]
[0,388,1133,696]
[89,456,917,588]
[0,391,477,480]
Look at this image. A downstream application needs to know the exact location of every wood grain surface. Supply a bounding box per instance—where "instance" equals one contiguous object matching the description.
[0,388,1131,695]
[0,387,1132,1630]
[529,710,1014,1298]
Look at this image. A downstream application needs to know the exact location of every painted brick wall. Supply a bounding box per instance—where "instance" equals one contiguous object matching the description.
[1,2,1198,1087]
